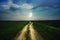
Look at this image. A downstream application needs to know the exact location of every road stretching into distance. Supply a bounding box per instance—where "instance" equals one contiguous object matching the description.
[14,22,43,40]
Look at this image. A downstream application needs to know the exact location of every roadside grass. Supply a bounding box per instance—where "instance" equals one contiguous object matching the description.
[0,21,28,40]
[33,22,60,40]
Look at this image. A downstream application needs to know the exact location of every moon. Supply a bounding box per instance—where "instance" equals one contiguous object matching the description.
[29,12,32,18]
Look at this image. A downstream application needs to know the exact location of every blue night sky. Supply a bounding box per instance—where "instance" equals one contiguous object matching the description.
[0,0,60,20]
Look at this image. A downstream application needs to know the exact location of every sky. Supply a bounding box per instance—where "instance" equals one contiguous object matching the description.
[0,0,60,20]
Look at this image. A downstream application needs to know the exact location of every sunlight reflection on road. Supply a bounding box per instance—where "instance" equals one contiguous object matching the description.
[15,22,43,40]
[15,24,29,40]
[29,22,43,40]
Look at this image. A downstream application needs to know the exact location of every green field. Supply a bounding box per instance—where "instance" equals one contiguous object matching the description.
[33,21,60,40]
[0,21,28,40]
[0,21,60,40]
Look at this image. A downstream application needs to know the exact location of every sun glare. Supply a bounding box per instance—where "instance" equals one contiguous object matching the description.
[29,12,32,18]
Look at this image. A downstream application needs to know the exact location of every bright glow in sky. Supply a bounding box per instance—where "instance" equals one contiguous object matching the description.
[29,12,32,18]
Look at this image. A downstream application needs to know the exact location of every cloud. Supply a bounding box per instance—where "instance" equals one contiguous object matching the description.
[1,0,33,10]
[1,0,20,10]
[0,0,60,20]
[20,3,33,9]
